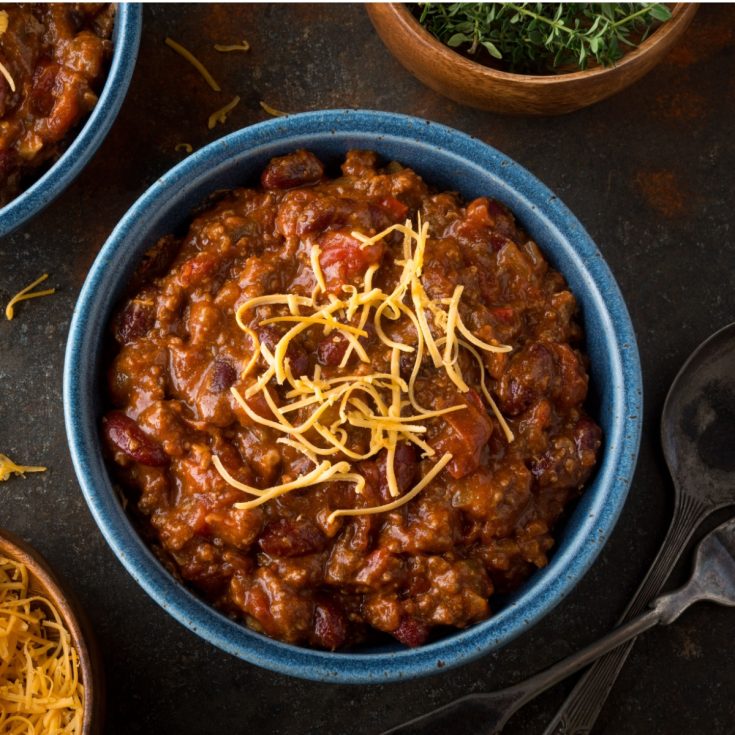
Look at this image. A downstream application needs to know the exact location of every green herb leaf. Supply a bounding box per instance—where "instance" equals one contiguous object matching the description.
[482,40,503,58]
[650,4,672,22]
[446,32,472,47]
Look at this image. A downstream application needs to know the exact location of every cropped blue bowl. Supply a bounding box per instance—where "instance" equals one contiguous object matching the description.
[64,110,642,683]
[0,5,142,237]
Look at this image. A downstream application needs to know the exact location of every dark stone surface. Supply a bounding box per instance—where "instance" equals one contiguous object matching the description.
[1,4,734,734]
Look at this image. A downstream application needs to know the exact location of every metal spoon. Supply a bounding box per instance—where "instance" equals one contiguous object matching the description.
[543,321,735,735]
[380,513,735,735]
[381,321,735,735]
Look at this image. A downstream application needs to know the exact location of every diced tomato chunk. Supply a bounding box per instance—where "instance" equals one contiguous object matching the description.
[318,229,384,291]
[430,390,493,479]
[379,196,409,222]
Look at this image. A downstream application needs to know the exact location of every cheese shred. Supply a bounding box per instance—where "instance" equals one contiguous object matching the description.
[164,37,221,92]
[208,95,240,130]
[0,556,84,734]
[259,101,288,117]
[0,13,13,92]
[213,217,514,522]
[0,60,15,93]
[0,454,46,483]
[214,40,250,53]
[5,274,55,321]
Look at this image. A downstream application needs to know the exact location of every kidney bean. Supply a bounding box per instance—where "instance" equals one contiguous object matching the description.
[256,324,282,354]
[498,343,556,416]
[257,325,309,376]
[392,617,430,647]
[286,345,309,378]
[377,442,418,501]
[114,299,154,344]
[316,333,348,367]
[258,518,326,557]
[102,411,168,466]
[312,597,348,650]
[261,149,324,190]
[210,357,237,393]
[574,415,602,456]
[394,442,418,490]
[30,61,59,117]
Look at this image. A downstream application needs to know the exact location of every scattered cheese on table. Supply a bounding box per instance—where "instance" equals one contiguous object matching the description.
[0,455,46,483]
[164,36,221,92]
[5,274,55,321]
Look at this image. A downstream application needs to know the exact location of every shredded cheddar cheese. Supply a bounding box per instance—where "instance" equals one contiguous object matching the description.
[214,40,250,53]
[5,274,55,321]
[259,101,288,117]
[208,95,240,130]
[0,455,46,483]
[0,60,16,94]
[0,557,84,734]
[213,217,514,522]
[0,11,12,92]
[164,37,221,92]
[175,142,193,153]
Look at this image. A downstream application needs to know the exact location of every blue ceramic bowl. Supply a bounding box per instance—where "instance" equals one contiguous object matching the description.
[0,5,142,237]
[64,110,642,683]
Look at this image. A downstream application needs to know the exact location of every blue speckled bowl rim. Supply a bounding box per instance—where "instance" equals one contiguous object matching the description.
[0,4,142,238]
[64,110,642,684]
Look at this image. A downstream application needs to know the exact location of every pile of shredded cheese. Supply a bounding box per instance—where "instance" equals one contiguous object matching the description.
[0,557,84,734]
[214,218,514,524]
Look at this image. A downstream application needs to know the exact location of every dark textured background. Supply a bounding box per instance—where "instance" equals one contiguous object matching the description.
[1,4,734,734]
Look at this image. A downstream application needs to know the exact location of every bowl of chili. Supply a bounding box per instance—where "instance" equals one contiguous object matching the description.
[64,109,642,682]
[0,4,142,237]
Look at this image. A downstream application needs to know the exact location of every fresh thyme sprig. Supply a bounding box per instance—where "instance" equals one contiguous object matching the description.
[417,3,672,73]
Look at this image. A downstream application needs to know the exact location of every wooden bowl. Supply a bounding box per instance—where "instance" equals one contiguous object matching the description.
[0,529,103,735]
[367,3,698,115]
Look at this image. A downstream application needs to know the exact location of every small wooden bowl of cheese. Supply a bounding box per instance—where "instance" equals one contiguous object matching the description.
[0,529,102,735]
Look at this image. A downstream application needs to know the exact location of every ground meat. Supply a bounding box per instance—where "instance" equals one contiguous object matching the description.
[0,4,114,205]
[102,150,602,650]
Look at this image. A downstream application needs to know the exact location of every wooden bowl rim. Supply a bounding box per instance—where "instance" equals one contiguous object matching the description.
[0,530,96,734]
[371,3,698,86]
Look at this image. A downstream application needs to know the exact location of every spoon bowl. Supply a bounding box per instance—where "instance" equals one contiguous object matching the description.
[662,322,735,501]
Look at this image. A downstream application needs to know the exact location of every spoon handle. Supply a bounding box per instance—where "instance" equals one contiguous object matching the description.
[380,607,664,735]
[542,493,708,735]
